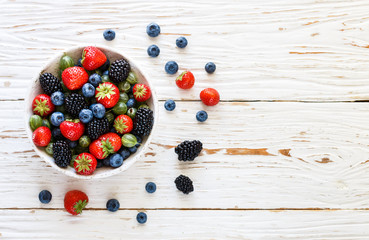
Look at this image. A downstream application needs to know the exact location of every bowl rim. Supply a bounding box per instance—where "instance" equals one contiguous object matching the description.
[25,45,158,180]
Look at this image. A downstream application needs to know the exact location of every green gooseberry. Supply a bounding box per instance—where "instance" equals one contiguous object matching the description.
[42,119,51,129]
[59,54,74,72]
[101,75,110,83]
[112,101,127,115]
[138,104,150,109]
[126,72,138,85]
[127,108,137,119]
[118,81,130,93]
[79,135,91,148]
[29,115,42,131]
[119,92,129,103]
[45,143,53,155]
[70,155,78,167]
[105,112,115,124]
[121,133,137,148]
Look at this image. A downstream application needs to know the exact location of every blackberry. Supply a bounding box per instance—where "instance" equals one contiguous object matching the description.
[39,73,63,95]
[87,117,110,140]
[174,175,194,194]
[65,93,88,117]
[132,108,153,136]
[109,59,130,83]
[53,140,71,168]
[174,140,203,161]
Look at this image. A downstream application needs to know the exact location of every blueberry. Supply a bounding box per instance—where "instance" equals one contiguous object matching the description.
[146,22,160,37]
[126,99,136,108]
[106,199,120,212]
[89,103,106,119]
[103,158,111,167]
[50,91,65,106]
[119,149,131,160]
[79,109,93,124]
[77,58,83,67]
[103,29,116,41]
[145,182,156,193]
[38,190,52,204]
[99,59,110,72]
[135,135,142,144]
[164,99,176,111]
[69,140,78,149]
[165,61,178,74]
[147,45,160,57]
[128,146,137,153]
[52,128,63,140]
[176,36,188,48]
[136,212,147,224]
[110,153,123,168]
[89,73,102,87]
[196,110,208,122]
[50,112,64,127]
[205,62,216,74]
[96,160,103,168]
[103,70,109,76]
[82,83,96,98]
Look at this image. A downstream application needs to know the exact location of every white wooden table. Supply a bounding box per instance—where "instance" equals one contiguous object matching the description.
[1,0,369,239]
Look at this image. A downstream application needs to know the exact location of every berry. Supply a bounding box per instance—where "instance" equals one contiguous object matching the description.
[69,140,78,149]
[60,119,85,141]
[79,109,93,124]
[196,110,208,122]
[164,99,176,111]
[82,83,95,98]
[176,36,188,48]
[114,115,133,134]
[135,135,142,144]
[64,190,88,215]
[62,66,89,90]
[90,103,106,119]
[96,160,103,168]
[59,54,74,72]
[109,59,130,83]
[102,70,109,76]
[121,133,137,148]
[65,93,88,117]
[138,104,149,109]
[126,98,136,108]
[119,148,131,160]
[176,71,195,89]
[101,75,110,83]
[53,140,72,168]
[82,46,107,71]
[39,190,52,204]
[99,59,110,72]
[89,132,121,159]
[106,199,120,212]
[39,73,63,95]
[45,143,53,155]
[136,212,147,224]
[165,61,178,74]
[42,119,51,129]
[175,175,194,194]
[32,94,55,117]
[103,29,116,41]
[132,108,154,136]
[119,81,131,92]
[133,84,151,102]
[147,45,160,57]
[103,158,110,166]
[128,146,137,153]
[145,182,156,193]
[127,107,137,119]
[112,101,127,115]
[88,73,102,87]
[126,72,138,85]
[50,112,65,127]
[175,140,203,161]
[87,117,110,140]
[77,58,83,67]
[205,62,216,74]
[95,82,120,108]
[146,22,160,37]
[109,153,123,168]
[52,128,64,140]
[119,92,129,103]
[32,126,51,147]
[50,91,65,106]
[79,135,91,148]
[200,88,220,106]
[105,112,115,124]
[74,153,97,175]
[29,115,43,131]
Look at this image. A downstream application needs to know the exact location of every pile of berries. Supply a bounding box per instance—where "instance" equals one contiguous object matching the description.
[30,46,154,175]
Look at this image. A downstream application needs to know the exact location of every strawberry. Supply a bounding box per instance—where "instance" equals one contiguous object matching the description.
[113,115,133,134]
[60,119,85,141]
[81,46,107,71]
[62,66,89,90]
[74,153,97,175]
[32,126,51,147]
[200,88,220,106]
[32,94,55,117]
[89,132,122,159]
[133,84,151,102]
[175,71,195,89]
[95,82,120,108]
[64,190,89,215]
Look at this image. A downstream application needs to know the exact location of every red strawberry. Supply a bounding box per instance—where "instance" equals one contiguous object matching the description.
[32,126,51,147]
[74,153,97,175]
[64,190,89,215]
[81,46,107,71]
[62,66,89,90]
[113,115,133,134]
[95,82,120,108]
[60,119,85,141]
[133,84,151,102]
[200,88,220,106]
[89,132,122,159]
[176,71,195,89]
[32,94,55,117]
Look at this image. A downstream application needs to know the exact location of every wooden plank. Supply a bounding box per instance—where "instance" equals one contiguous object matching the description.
[2,101,369,209]
[1,209,369,239]
[2,0,369,101]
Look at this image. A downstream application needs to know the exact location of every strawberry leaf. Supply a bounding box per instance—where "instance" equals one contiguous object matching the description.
[73,199,88,214]
[101,139,115,158]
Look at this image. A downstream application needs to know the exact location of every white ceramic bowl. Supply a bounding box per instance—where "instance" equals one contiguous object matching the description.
[25,45,158,179]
